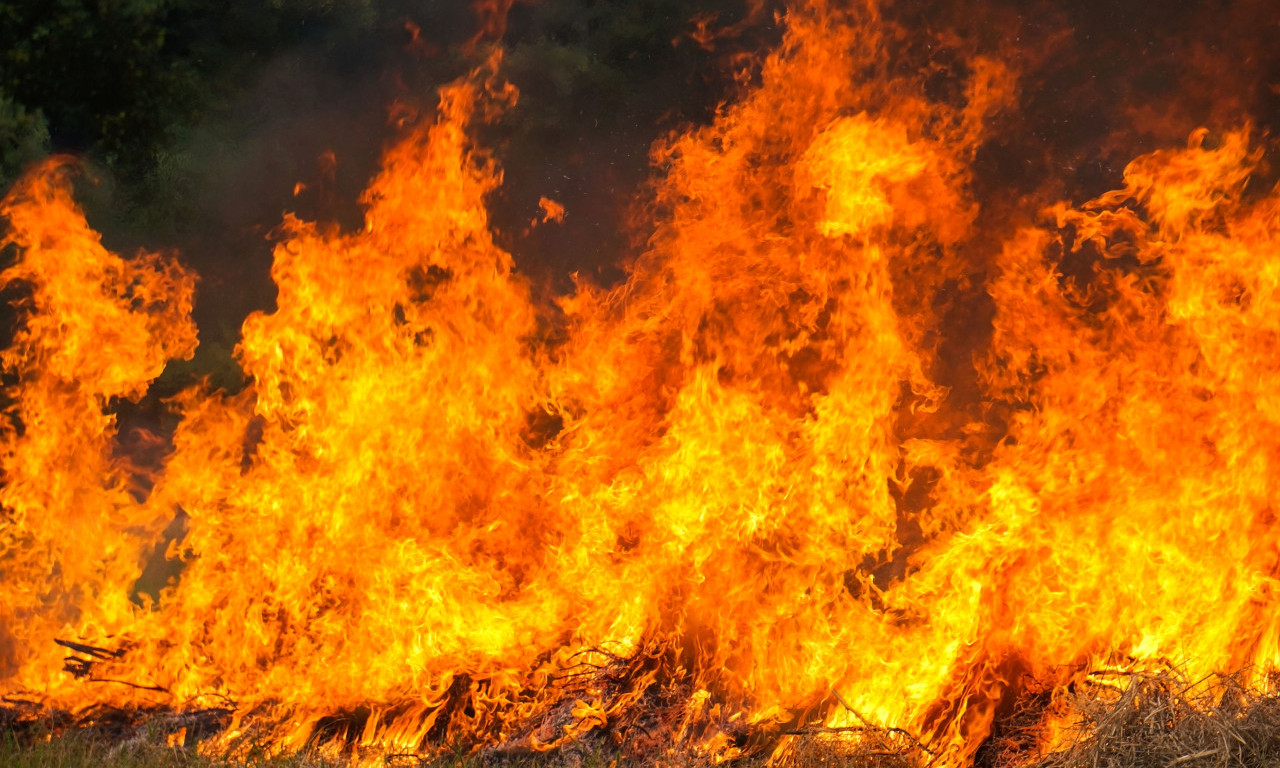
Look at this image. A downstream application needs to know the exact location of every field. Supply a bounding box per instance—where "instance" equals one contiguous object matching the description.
[4,1,1280,766]
[0,731,339,768]
[8,670,1280,768]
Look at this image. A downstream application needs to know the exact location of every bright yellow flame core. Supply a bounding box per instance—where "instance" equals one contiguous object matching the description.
[0,2,1278,765]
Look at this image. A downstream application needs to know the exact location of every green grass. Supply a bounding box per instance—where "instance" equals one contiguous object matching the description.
[0,726,632,768]
[0,728,351,768]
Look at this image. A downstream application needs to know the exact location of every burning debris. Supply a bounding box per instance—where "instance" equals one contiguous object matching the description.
[2,0,1280,766]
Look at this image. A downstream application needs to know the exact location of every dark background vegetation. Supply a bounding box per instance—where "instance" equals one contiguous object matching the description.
[0,0,1277,389]
[0,0,778,389]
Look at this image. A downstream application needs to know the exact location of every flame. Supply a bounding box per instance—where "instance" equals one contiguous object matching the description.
[0,158,196,695]
[533,197,566,227]
[1,1,1278,766]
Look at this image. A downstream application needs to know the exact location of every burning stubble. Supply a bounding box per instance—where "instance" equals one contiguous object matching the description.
[1,1,1279,766]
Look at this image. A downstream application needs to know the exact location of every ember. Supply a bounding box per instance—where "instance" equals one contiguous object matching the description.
[1,1,1279,766]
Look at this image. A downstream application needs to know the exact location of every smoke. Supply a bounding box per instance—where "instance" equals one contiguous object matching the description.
[52,1,778,387]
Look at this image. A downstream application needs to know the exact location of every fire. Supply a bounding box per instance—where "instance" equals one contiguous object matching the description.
[0,157,197,697]
[1,0,1278,766]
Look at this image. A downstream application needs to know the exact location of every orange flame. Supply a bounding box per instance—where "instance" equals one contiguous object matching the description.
[1,1,1278,766]
[0,158,196,697]
[535,196,566,226]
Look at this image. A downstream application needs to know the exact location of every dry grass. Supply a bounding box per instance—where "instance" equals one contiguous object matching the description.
[781,726,924,768]
[775,670,1280,768]
[8,673,1280,768]
[1025,671,1280,768]
[0,717,634,768]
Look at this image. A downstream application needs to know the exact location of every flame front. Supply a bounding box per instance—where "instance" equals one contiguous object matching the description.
[1,1,1278,765]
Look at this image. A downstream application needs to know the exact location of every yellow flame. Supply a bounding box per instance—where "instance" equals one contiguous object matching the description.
[0,2,1277,766]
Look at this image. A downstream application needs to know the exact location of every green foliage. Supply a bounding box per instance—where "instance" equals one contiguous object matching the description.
[0,0,754,216]
[0,0,193,180]
[0,90,48,189]
[0,0,763,382]
[0,0,458,191]
[502,0,743,139]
